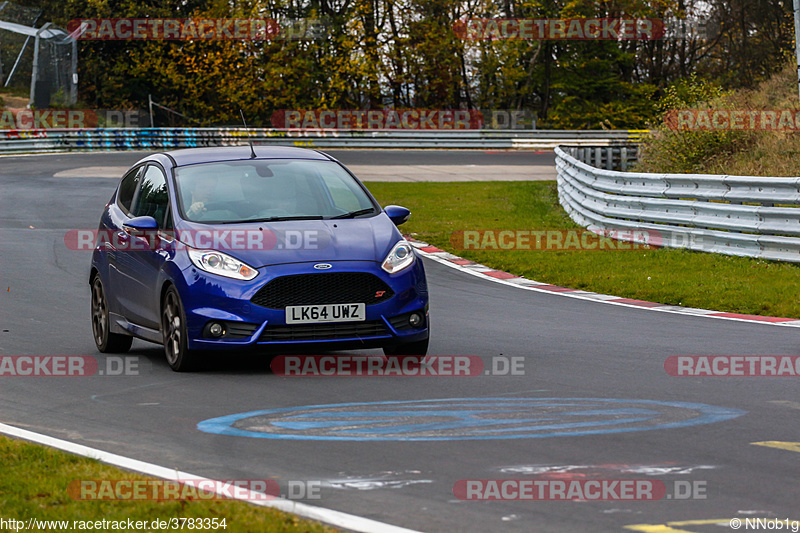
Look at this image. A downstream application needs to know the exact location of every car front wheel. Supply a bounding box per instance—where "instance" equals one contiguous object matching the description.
[161,287,196,372]
[91,276,133,353]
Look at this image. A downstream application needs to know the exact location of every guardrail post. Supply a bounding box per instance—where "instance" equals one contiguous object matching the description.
[621,148,628,171]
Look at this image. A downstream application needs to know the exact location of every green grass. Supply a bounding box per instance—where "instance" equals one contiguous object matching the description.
[0,435,337,532]
[364,180,800,318]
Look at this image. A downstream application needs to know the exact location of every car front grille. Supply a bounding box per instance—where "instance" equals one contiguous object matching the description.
[259,320,389,342]
[250,272,394,309]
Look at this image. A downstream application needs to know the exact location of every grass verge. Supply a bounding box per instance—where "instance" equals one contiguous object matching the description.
[364,180,800,319]
[0,434,337,532]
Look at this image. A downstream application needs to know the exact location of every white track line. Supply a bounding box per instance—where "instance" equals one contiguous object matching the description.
[0,422,423,533]
[411,241,800,329]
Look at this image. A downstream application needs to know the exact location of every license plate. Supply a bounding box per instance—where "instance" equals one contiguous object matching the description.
[285,303,366,324]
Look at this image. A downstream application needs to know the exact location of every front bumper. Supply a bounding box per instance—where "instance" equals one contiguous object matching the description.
[175,259,429,351]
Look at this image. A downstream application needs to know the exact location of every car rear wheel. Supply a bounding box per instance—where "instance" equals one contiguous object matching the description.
[161,287,196,372]
[383,337,429,362]
[91,276,133,353]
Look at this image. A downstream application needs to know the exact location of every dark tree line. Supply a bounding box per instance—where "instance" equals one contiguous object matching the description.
[5,0,796,128]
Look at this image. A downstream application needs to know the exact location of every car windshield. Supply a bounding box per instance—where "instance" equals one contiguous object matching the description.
[174,159,377,223]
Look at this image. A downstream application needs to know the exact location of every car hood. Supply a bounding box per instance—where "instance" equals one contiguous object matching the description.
[174,215,402,268]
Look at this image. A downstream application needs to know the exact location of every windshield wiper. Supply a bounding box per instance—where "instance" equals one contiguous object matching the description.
[329,208,376,219]
[221,215,325,224]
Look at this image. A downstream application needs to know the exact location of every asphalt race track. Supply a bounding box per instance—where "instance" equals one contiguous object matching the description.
[1,151,799,532]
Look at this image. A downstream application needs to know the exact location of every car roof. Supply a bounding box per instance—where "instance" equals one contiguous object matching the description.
[157,146,333,167]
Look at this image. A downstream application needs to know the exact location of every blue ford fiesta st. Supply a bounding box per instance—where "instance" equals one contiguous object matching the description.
[89,146,429,371]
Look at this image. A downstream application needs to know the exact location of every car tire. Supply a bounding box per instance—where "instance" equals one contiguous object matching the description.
[161,286,196,372]
[91,276,133,353]
[383,337,429,362]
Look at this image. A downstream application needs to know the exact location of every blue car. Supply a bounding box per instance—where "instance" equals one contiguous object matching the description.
[89,146,429,371]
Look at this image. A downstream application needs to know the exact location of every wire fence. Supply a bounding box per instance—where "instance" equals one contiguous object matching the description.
[0,1,77,107]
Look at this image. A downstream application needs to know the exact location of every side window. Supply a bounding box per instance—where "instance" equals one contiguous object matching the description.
[317,169,373,213]
[117,166,142,214]
[131,165,169,227]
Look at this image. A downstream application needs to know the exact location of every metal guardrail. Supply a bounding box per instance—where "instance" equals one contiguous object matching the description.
[0,127,647,154]
[560,145,639,171]
[556,145,800,262]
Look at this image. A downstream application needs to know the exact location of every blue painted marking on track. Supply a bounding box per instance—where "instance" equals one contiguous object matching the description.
[197,398,745,441]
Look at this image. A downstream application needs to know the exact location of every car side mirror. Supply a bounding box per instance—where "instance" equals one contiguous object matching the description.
[384,205,411,226]
[123,215,159,231]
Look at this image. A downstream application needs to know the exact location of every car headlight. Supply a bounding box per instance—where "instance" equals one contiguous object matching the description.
[381,240,415,274]
[187,247,259,281]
